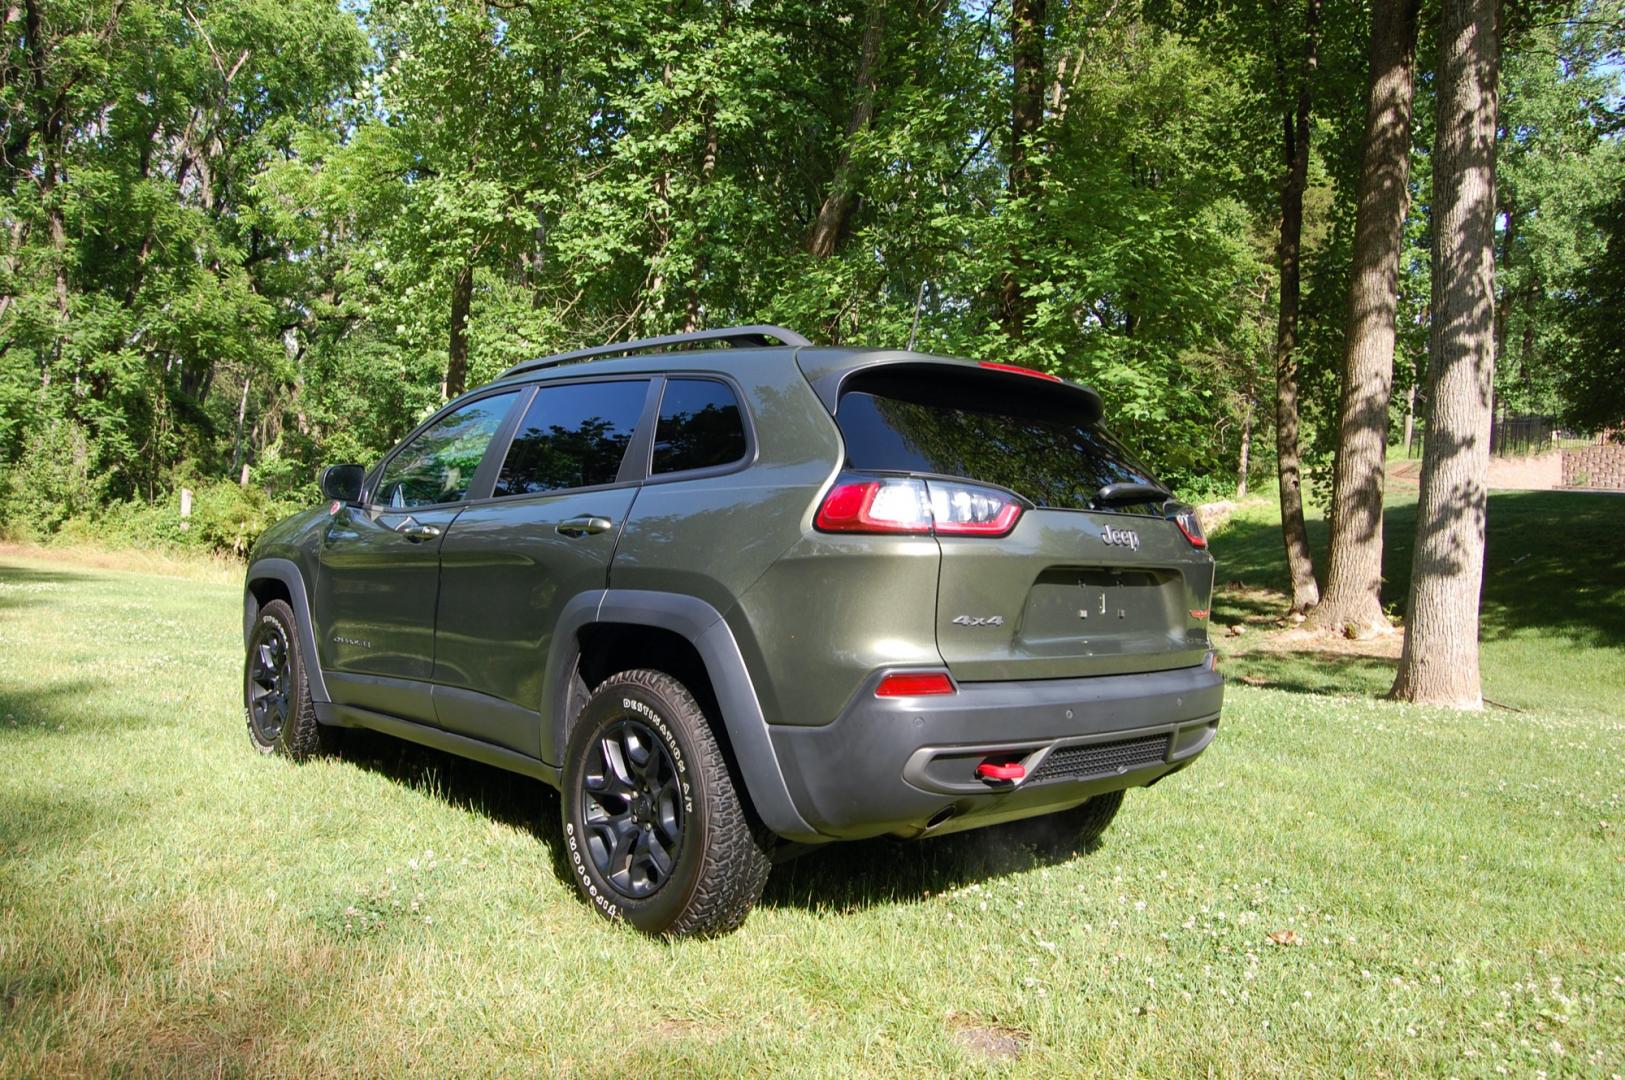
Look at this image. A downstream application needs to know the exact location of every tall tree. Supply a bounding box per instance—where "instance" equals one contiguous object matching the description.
[1273,0,1324,613]
[1306,0,1420,635]
[1391,0,1500,708]
[807,0,886,259]
[999,0,1046,339]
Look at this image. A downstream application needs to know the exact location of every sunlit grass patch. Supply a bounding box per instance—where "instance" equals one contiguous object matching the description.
[1,541,1622,1077]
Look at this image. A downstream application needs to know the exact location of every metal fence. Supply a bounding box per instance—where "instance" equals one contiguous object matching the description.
[1490,414,1558,457]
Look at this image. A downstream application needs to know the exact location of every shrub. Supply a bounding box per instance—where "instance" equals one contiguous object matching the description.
[0,418,105,540]
[189,482,302,556]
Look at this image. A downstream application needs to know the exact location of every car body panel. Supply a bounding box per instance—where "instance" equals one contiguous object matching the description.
[313,504,462,723]
[933,508,1214,681]
[432,485,639,753]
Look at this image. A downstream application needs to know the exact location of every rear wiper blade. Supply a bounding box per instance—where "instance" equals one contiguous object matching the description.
[1093,481,1172,508]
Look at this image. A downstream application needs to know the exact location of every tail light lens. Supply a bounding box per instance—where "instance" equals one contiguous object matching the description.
[815,473,1025,537]
[1169,505,1207,548]
[814,476,933,534]
[927,481,1025,535]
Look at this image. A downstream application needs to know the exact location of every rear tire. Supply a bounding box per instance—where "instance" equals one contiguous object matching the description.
[560,669,771,936]
[994,790,1125,859]
[244,599,327,760]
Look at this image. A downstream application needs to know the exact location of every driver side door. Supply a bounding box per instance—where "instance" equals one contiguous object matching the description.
[316,389,522,723]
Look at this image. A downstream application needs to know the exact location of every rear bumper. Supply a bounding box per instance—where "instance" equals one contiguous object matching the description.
[767,661,1222,840]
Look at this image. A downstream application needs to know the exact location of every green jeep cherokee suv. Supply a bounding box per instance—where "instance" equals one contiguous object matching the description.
[242,325,1222,935]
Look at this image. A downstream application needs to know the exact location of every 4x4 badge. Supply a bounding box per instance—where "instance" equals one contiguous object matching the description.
[1100,525,1140,550]
[951,615,1005,627]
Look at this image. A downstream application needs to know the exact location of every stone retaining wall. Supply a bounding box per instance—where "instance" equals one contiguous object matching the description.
[1561,444,1625,489]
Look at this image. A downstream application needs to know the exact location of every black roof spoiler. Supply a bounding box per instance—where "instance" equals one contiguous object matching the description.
[795,350,1104,424]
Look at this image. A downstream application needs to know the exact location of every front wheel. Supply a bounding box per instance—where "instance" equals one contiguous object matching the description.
[560,669,771,936]
[244,598,327,759]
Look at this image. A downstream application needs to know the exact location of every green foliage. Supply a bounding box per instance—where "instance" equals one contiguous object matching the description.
[1561,188,1625,433]
[1,0,1620,542]
[1495,0,1625,418]
[0,416,105,539]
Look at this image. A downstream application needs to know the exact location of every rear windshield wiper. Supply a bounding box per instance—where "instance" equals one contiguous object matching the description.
[1093,481,1172,508]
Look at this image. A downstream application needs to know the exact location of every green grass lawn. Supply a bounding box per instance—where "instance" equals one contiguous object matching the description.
[2,502,1623,1076]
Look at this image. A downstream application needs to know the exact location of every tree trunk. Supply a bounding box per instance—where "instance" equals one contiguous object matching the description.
[686,61,723,334]
[999,0,1045,339]
[230,373,251,481]
[1237,393,1253,498]
[1273,0,1323,614]
[445,261,474,400]
[1306,0,1419,636]
[807,0,884,259]
[1391,0,1499,709]
[1402,381,1416,454]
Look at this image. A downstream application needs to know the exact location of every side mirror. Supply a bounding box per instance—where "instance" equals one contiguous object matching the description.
[320,464,365,504]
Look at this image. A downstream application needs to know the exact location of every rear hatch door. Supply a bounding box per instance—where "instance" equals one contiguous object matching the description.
[832,362,1213,681]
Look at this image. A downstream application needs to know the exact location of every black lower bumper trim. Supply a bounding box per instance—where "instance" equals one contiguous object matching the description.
[768,662,1223,840]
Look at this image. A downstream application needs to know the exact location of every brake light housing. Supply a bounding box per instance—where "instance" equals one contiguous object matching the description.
[815,473,1026,538]
[1170,506,1207,549]
[814,476,933,534]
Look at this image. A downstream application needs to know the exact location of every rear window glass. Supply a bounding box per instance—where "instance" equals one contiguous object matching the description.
[836,376,1162,513]
[651,378,747,475]
[493,380,648,497]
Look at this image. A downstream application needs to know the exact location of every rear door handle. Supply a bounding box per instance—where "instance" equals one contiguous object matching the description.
[557,515,614,538]
[400,522,442,542]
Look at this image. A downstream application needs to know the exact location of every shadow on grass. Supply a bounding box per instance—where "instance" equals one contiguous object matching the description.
[0,562,91,613]
[761,823,1106,914]
[331,727,1094,915]
[1210,490,1625,649]
[1219,650,1397,698]
[0,679,111,736]
[330,728,572,878]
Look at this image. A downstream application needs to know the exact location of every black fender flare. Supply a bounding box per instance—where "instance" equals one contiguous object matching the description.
[243,557,331,704]
[542,589,820,843]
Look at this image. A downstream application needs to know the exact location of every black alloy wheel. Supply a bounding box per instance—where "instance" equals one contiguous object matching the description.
[560,669,772,935]
[247,621,294,745]
[580,717,686,899]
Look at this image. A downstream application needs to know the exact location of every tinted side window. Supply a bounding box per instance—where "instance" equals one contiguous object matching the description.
[374,392,518,509]
[493,380,649,497]
[651,379,747,475]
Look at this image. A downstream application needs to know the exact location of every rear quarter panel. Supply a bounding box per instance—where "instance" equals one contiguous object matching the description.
[606,357,844,723]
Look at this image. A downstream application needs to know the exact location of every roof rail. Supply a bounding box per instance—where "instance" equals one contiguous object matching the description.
[496,324,811,382]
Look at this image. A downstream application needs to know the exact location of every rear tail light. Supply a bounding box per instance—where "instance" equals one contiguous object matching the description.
[815,473,1025,537]
[814,476,933,534]
[874,672,956,697]
[1169,506,1207,549]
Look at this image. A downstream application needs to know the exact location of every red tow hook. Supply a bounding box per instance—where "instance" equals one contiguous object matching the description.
[976,760,1026,783]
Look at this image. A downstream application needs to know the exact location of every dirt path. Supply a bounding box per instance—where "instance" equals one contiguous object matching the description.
[1387,450,1561,492]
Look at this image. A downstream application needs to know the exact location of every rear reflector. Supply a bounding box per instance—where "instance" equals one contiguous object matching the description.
[874,672,955,697]
[978,360,1062,382]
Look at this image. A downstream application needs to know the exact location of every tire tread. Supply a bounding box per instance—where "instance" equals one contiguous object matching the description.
[569,669,771,936]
